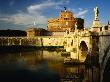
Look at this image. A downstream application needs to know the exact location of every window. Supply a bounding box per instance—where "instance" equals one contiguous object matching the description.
[100,27,102,31]
[64,18,68,20]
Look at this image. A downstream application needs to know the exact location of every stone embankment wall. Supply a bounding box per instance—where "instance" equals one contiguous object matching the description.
[0,36,65,46]
[36,36,65,46]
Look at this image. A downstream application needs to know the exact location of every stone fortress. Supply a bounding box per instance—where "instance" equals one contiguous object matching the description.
[27,7,84,37]
[48,7,84,32]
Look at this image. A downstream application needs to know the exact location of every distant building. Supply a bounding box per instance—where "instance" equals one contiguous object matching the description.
[48,8,76,32]
[26,27,48,37]
[26,28,37,37]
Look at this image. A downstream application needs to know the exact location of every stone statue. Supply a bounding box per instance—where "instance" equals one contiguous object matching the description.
[94,6,99,20]
[66,30,68,34]
[75,22,78,30]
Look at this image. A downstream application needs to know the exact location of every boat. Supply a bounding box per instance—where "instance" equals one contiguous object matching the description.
[63,57,83,65]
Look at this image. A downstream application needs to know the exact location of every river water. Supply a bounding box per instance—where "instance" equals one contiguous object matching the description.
[0,50,100,82]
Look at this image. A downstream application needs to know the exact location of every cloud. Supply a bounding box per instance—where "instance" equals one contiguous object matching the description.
[0,20,26,30]
[74,9,88,18]
[27,1,62,13]
[5,12,48,29]
[0,1,63,29]
[78,8,83,11]
[55,5,63,10]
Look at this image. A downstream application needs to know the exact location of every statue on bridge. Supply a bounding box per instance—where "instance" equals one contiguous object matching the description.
[75,22,78,31]
[94,6,99,20]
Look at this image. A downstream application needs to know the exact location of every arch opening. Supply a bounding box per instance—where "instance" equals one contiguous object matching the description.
[79,41,88,57]
[78,41,88,62]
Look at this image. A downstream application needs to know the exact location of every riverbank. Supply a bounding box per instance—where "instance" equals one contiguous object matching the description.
[0,45,65,53]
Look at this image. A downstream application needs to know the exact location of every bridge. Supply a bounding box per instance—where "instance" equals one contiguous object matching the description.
[64,28,110,82]
[63,7,110,82]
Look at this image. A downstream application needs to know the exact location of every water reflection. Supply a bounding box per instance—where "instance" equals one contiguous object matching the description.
[0,50,99,82]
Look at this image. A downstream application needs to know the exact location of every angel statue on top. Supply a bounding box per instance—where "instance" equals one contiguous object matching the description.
[94,6,99,20]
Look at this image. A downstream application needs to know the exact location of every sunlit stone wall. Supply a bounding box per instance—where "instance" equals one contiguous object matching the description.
[34,36,65,46]
[0,36,65,46]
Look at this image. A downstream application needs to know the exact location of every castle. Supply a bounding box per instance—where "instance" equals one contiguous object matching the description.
[26,7,84,37]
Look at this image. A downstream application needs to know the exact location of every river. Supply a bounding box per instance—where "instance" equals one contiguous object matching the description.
[0,50,100,82]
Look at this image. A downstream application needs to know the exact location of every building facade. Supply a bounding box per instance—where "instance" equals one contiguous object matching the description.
[48,8,76,32]
[26,28,37,37]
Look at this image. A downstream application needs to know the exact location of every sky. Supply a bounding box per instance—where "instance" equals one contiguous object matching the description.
[0,0,110,30]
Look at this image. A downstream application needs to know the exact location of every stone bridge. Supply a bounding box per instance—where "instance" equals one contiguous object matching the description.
[63,6,110,82]
[64,29,99,61]
[64,28,110,82]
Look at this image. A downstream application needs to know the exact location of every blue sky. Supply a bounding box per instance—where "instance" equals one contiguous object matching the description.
[0,0,110,30]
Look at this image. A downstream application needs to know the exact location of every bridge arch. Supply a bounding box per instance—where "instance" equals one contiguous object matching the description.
[101,44,110,82]
[79,37,91,50]
[79,41,88,56]
[78,40,89,62]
